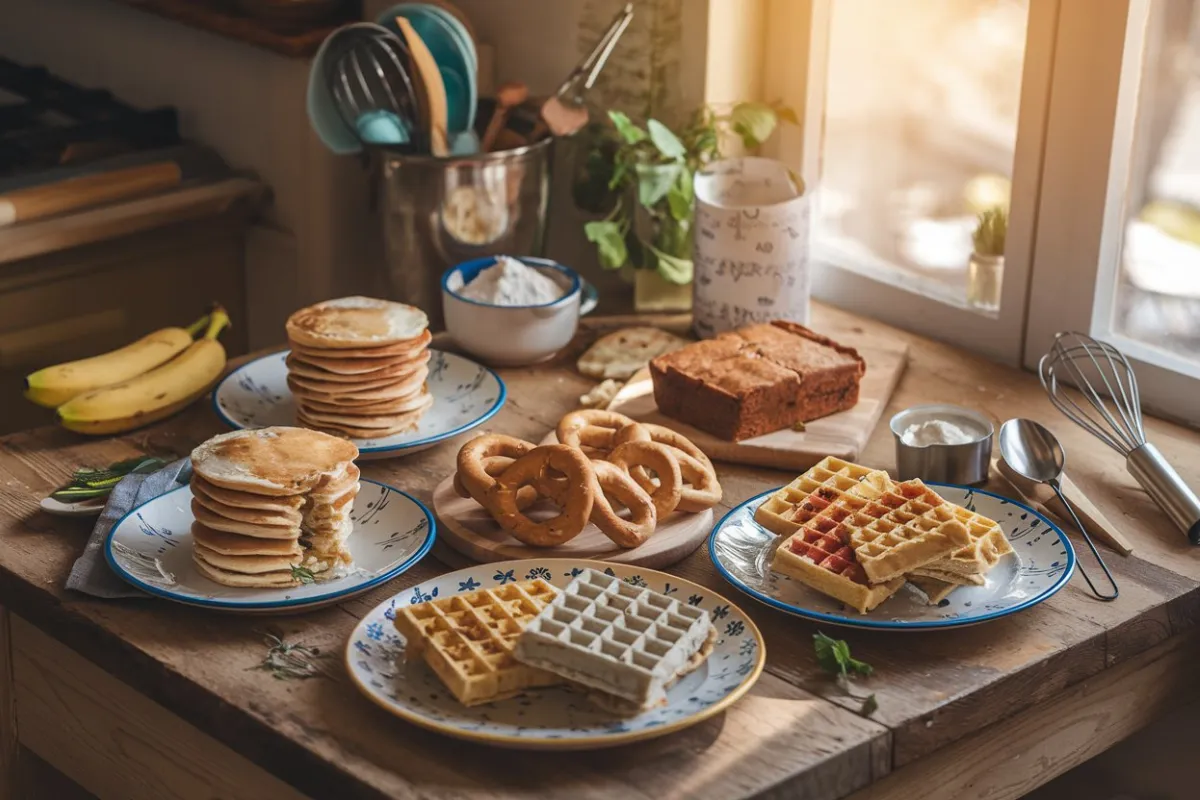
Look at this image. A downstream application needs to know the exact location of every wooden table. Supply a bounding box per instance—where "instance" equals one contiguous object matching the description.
[1,305,1199,800]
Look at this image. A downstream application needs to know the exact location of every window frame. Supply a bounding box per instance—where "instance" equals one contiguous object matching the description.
[761,0,1060,366]
[1024,0,1199,425]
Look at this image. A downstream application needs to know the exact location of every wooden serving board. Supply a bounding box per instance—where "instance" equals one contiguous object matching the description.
[432,475,714,568]
[607,342,908,472]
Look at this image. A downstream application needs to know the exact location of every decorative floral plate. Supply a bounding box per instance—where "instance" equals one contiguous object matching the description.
[105,479,435,612]
[212,350,505,459]
[345,559,766,748]
[710,484,1076,631]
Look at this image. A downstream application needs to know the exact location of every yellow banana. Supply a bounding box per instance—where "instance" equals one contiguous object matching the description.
[58,308,230,435]
[25,314,209,408]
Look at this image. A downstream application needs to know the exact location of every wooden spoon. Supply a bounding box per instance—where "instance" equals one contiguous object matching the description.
[481,82,529,152]
[395,17,449,156]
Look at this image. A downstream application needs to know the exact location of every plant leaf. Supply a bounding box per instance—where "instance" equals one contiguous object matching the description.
[647,119,686,159]
[667,166,694,219]
[585,220,628,270]
[773,104,800,125]
[730,101,778,148]
[860,693,878,717]
[636,162,683,208]
[813,631,872,679]
[608,110,647,144]
[647,243,693,284]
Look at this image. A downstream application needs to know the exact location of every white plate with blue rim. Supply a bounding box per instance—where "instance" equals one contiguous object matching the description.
[345,559,766,748]
[104,479,435,613]
[710,484,1076,631]
[212,349,505,460]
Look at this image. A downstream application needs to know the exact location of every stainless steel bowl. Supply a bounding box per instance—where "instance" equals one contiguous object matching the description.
[890,404,994,485]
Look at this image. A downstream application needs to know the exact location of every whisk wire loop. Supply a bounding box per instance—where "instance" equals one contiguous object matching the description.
[1040,333,1146,455]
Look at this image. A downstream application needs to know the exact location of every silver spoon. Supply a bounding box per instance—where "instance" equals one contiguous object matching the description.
[999,418,1118,600]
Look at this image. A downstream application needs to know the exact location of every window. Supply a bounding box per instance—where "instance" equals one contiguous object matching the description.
[761,0,1199,424]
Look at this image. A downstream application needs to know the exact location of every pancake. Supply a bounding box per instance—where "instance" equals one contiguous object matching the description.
[289,328,432,360]
[193,556,305,588]
[287,368,427,400]
[191,523,301,556]
[296,386,433,416]
[308,463,359,498]
[191,502,299,539]
[297,408,427,439]
[191,493,302,528]
[299,393,434,428]
[190,426,359,496]
[193,542,304,574]
[191,475,305,511]
[286,348,431,378]
[286,297,428,349]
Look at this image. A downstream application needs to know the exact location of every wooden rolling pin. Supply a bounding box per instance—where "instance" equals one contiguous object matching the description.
[992,457,1133,555]
[0,162,182,227]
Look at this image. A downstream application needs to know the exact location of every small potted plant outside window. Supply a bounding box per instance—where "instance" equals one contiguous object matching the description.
[968,207,1008,312]
[580,103,794,312]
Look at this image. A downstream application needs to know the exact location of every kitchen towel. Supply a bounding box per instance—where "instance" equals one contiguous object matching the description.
[66,458,192,598]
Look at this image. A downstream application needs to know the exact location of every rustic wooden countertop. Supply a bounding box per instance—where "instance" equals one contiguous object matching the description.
[2,304,1199,800]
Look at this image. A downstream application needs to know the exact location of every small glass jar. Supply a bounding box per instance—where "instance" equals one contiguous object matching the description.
[967,252,1004,312]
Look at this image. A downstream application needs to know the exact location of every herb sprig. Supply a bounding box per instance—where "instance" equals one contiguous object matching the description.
[253,632,327,680]
[813,632,877,716]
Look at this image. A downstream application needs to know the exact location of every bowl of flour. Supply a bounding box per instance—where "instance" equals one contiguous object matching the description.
[442,255,597,366]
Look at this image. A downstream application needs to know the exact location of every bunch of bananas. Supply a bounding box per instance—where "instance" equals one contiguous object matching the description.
[25,305,231,435]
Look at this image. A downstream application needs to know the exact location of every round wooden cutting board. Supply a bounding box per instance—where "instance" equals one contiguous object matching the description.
[432,475,714,568]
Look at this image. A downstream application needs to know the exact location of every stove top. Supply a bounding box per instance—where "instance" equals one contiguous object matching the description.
[0,57,180,177]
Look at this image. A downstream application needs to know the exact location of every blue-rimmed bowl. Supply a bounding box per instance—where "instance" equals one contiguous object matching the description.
[442,256,598,366]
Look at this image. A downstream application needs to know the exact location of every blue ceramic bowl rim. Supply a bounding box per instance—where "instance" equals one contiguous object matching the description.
[442,257,582,309]
[708,483,1077,631]
[103,478,436,610]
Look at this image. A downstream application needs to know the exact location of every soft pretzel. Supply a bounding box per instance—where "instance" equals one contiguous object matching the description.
[613,422,713,471]
[556,409,637,454]
[485,445,595,547]
[456,434,537,502]
[608,440,682,517]
[587,461,657,548]
[454,456,538,510]
[674,451,723,512]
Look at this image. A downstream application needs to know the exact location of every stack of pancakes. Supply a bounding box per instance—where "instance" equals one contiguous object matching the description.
[189,426,360,588]
[285,297,434,439]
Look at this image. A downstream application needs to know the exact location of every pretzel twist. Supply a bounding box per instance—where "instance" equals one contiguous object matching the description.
[484,445,595,547]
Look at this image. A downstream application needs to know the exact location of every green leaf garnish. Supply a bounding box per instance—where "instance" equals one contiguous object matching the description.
[253,633,326,680]
[291,566,317,585]
[813,631,873,679]
[860,693,878,717]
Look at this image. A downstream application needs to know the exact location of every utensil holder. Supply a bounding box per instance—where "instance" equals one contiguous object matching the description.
[377,133,553,330]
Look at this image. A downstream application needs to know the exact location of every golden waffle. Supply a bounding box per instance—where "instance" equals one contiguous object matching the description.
[921,505,1013,577]
[771,527,905,614]
[843,480,971,584]
[392,579,561,706]
[754,456,892,538]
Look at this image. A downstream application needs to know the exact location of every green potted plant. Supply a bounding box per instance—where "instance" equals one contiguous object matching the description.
[581,102,794,312]
[968,207,1008,312]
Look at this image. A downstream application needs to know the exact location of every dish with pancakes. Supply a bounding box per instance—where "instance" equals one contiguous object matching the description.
[189,427,360,587]
[104,426,437,611]
[286,297,435,438]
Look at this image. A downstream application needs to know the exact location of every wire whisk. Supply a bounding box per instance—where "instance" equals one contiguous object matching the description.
[1040,331,1200,544]
[324,23,422,150]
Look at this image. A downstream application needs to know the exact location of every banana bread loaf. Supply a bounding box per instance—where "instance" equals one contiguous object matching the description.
[649,321,865,441]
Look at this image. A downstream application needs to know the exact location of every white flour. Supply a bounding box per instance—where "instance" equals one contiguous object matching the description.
[459,256,565,305]
[901,419,978,446]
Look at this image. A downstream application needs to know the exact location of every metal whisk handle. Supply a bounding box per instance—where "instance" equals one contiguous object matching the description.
[1127,443,1200,544]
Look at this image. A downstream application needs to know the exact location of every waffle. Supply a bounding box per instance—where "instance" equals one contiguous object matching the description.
[771,527,906,613]
[392,579,562,706]
[843,480,971,584]
[908,575,960,605]
[754,456,892,538]
[920,505,1013,577]
[513,569,715,712]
